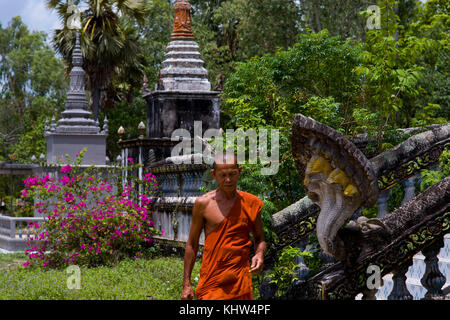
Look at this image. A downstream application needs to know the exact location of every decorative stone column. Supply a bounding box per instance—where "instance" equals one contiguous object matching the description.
[421,238,446,299]
[377,188,392,219]
[388,260,413,300]
[401,175,418,206]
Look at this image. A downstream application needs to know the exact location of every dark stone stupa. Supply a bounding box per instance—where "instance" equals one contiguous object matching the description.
[144,0,220,143]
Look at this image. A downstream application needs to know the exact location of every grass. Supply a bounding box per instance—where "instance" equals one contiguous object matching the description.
[0,253,261,300]
[0,253,28,271]
[0,253,201,300]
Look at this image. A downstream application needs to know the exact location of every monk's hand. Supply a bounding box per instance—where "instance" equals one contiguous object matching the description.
[181,284,194,300]
[249,254,264,274]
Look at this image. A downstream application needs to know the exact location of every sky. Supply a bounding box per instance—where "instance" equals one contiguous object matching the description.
[0,0,61,36]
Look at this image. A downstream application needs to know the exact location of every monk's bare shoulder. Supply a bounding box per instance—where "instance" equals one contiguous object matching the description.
[194,190,216,212]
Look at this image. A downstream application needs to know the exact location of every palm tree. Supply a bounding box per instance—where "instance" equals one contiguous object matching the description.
[46,0,148,121]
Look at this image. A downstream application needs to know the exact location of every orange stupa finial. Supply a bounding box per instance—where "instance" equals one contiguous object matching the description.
[171,0,194,40]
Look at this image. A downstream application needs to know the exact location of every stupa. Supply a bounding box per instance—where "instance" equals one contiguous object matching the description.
[45,32,107,165]
[145,0,220,141]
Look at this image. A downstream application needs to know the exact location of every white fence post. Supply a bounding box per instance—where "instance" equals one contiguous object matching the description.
[9,219,15,238]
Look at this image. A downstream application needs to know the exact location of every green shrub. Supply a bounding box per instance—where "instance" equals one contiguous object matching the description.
[420,149,450,191]
[266,246,313,297]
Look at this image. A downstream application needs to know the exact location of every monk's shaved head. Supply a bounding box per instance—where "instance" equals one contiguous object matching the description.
[212,151,238,170]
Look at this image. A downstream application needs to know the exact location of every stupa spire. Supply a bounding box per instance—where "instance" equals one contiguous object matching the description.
[45,31,107,166]
[158,0,211,92]
[54,31,99,133]
[171,0,194,40]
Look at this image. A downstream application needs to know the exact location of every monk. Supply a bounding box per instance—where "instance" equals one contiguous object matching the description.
[181,152,266,300]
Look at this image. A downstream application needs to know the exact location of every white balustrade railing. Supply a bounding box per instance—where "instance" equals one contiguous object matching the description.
[0,214,44,240]
[358,172,449,300]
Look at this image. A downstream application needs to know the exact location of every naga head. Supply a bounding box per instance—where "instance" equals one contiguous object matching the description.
[292,114,379,261]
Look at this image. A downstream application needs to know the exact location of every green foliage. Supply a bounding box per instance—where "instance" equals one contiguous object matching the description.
[0,17,67,160]
[410,103,447,127]
[299,234,324,277]
[10,117,47,164]
[302,97,345,133]
[361,183,406,218]
[266,246,313,297]
[213,0,300,61]
[420,149,450,191]
[361,204,378,219]
[409,0,450,120]
[223,30,363,134]
[354,0,449,151]
[0,18,67,203]
[101,95,146,160]
[192,18,234,87]
[388,183,406,212]
[301,0,368,39]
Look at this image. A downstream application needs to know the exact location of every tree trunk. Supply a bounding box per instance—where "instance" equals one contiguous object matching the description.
[92,85,100,122]
[314,2,322,32]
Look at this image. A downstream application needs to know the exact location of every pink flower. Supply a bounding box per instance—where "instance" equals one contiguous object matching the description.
[21,189,29,198]
[64,192,75,203]
[60,165,73,173]
[77,202,87,208]
[127,157,134,164]
[145,172,157,182]
[60,176,70,186]
[23,176,38,187]
[47,185,61,192]
[138,194,152,205]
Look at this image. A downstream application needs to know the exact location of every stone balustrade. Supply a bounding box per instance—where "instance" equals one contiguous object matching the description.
[0,215,43,251]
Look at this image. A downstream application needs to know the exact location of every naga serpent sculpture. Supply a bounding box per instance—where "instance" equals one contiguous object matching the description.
[291,114,384,262]
[267,117,450,268]
[262,114,450,299]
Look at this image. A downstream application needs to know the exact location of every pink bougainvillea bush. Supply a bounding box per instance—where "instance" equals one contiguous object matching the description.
[22,149,161,269]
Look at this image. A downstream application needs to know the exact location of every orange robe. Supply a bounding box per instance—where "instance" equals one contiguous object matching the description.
[195,190,264,300]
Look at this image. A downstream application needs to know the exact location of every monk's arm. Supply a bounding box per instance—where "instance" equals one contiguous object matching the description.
[182,198,205,299]
[250,212,266,274]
